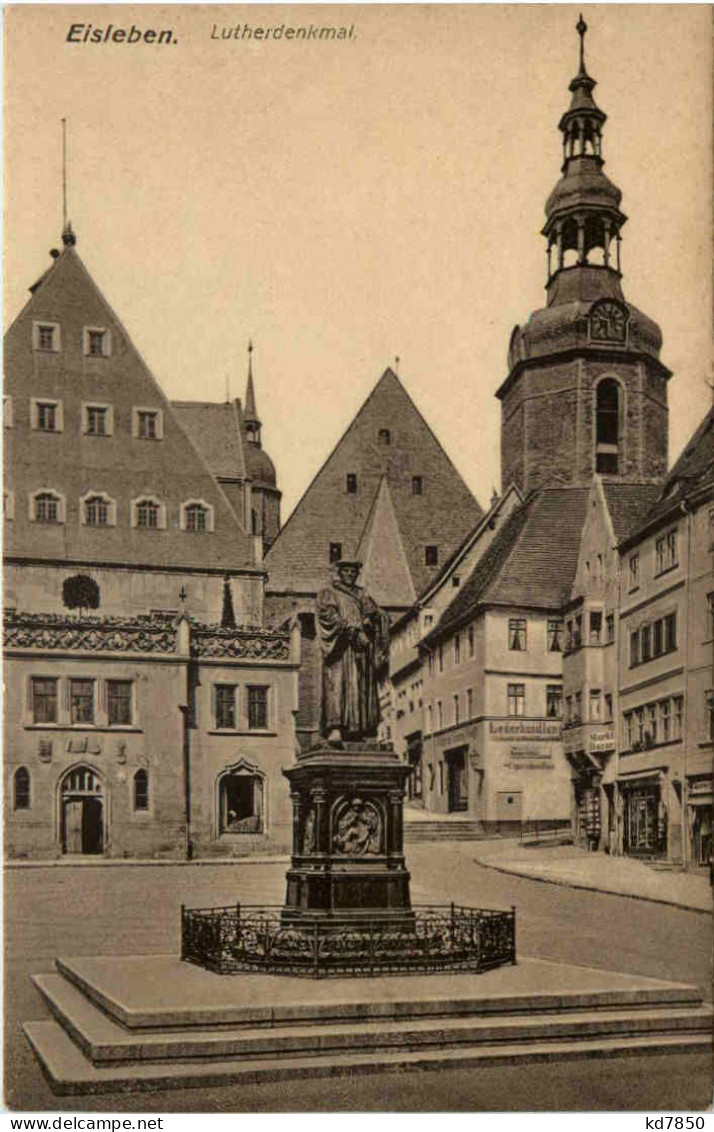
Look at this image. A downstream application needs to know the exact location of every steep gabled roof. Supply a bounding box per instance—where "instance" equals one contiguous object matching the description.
[265,368,483,598]
[172,399,248,480]
[4,243,254,571]
[601,483,663,543]
[424,486,590,644]
[356,477,417,609]
[646,406,714,523]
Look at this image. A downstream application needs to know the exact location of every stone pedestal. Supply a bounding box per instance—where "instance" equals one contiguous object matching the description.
[281,741,413,929]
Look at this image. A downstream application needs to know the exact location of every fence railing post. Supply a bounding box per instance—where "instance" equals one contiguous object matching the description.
[511,905,517,965]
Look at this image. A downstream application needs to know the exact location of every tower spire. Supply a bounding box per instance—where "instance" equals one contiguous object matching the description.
[60,118,76,247]
[576,12,587,75]
[244,339,261,446]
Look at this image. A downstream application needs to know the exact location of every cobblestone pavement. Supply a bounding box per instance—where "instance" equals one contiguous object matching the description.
[4,842,712,1112]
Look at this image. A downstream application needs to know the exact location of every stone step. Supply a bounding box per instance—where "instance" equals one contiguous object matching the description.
[25,1018,712,1096]
[33,972,713,1066]
[54,954,704,1031]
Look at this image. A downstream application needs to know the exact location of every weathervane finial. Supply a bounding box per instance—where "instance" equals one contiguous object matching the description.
[576,13,588,74]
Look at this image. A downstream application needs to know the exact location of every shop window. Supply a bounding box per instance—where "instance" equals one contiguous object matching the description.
[219,764,264,834]
[107,681,133,726]
[133,769,149,811]
[214,685,237,729]
[31,677,58,723]
[247,685,269,730]
[508,618,527,651]
[14,767,31,810]
[507,684,525,717]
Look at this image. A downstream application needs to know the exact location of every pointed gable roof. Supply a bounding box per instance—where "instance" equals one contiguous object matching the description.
[601,482,663,544]
[265,367,483,598]
[4,244,255,571]
[424,486,590,644]
[357,477,417,609]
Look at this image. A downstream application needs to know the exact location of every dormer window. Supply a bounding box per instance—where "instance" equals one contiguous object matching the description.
[83,327,111,357]
[133,408,163,440]
[33,321,60,353]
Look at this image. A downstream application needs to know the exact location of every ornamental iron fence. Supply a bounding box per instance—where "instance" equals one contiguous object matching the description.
[181,903,516,978]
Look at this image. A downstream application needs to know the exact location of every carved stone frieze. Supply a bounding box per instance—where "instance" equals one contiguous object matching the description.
[191,629,290,661]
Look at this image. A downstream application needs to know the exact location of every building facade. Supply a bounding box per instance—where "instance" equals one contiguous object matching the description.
[3,227,298,859]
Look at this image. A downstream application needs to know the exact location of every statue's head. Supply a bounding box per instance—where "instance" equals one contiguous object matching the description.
[336,560,362,588]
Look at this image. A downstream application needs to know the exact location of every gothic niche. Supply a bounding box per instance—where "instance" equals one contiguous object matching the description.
[331,797,382,856]
[218,758,265,834]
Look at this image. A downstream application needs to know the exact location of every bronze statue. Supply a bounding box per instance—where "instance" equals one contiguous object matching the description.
[316,560,390,742]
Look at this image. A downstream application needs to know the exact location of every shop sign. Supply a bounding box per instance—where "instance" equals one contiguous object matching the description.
[590,730,615,754]
[505,747,553,770]
[489,721,561,741]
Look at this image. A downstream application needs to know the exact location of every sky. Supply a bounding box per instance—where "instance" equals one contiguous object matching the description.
[5,4,712,519]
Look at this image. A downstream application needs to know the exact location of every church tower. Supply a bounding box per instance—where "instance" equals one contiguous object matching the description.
[242,342,282,552]
[498,17,670,494]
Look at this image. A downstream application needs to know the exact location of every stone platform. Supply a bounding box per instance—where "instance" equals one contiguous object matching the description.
[25,954,712,1094]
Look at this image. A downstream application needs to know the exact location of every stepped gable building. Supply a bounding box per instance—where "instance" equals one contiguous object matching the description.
[264,365,484,750]
[390,19,683,837]
[173,343,282,558]
[4,227,298,860]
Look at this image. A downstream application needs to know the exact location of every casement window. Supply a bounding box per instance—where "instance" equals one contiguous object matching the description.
[673,696,683,740]
[574,692,582,722]
[427,653,434,678]
[624,712,633,748]
[32,399,63,433]
[604,694,613,721]
[83,493,115,527]
[630,630,640,667]
[377,428,391,446]
[438,644,444,673]
[467,688,473,718]
[565,696,572,725]
[454,634,461,665]
[133,769,149,811]
[573,615,582,649]
[32,491,64,523]
[660,698,671,741]
[468,625,475,658]
[507,684,525,717]
[628,553,639,591]
[107,681,133,726]
[426,704,433,733]
[641,624,651,663]
[70,679,94,725]
[247,685,269,730]
[412,476,423,496]
[453,694,460,726]
[635,707,645,745]
[425,545,438,566]
[14,767,31,810]
[590,691,602,722]
[664,613,677,652]
[132,497,166,530]
[647,704,658,745]
[606,613,615,643]
[346,473,357,494]
[547,620,563,652]
[132,408,164,440]
[181,500,213,533]
[546,685,562,719]
[705,690,714,742]
[83,403,113,436]
[666,530,678,571]
[83,327,111,357]
[653,618,663,657]
[329,542,342,564]
[31,677,58,723]
[437,701,443,730]
[508,618,527,651]
[33,321,60,352]
[215,685,237,729]
[589,611,602,645]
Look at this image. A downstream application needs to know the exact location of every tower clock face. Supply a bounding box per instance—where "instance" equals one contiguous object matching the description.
[590,301,628,343]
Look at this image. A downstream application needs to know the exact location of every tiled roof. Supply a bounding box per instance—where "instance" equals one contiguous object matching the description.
[602,483,663,543]
[424,486,590,643]
[172,400,247,480]
[265,368,483,598]
[643,405,714,526]
[356,477,417,609]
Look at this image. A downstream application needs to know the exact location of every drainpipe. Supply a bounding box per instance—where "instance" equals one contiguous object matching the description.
[679,499,693,868]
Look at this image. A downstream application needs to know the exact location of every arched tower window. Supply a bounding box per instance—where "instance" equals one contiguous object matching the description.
[14,767,30,810]
[133,769,149,811]
[596,379,621,474]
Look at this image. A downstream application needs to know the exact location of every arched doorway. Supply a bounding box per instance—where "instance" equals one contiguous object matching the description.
[60,766,104,855]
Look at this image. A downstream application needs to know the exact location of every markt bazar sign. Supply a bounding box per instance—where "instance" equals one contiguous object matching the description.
[489,721,561,741]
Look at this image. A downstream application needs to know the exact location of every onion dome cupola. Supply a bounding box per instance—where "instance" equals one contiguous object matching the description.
[543,16,627,299]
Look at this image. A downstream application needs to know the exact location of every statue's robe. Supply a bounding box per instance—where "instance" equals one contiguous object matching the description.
[316,580,390,740]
